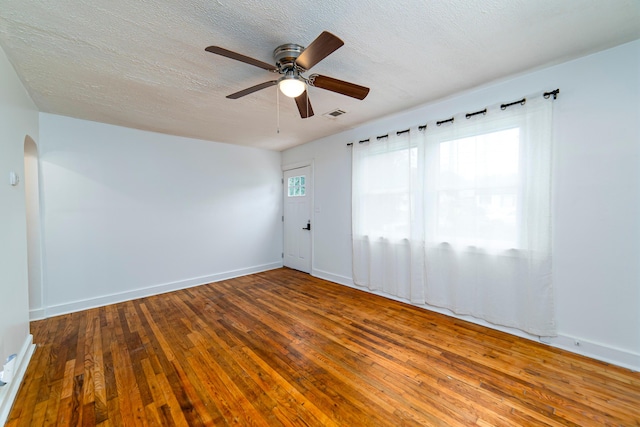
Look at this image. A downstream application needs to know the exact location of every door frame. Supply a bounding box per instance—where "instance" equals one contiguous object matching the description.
[282,160,314,273]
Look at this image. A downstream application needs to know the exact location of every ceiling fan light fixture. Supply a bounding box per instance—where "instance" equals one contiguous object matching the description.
[279,74,306,98]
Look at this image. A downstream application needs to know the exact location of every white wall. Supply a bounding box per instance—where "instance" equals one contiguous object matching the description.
[38,114,283,316]
[0,46,38,422]
[283,40,640,370]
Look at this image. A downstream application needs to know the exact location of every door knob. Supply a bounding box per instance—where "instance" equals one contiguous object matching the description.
[302,221,311,230]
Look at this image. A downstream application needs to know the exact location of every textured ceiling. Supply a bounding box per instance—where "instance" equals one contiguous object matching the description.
[1,0,639,151]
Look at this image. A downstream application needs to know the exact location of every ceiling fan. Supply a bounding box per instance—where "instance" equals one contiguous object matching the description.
[205,31,370,119]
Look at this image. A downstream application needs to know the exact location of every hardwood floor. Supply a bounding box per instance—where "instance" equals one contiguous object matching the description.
[7,268,640,426]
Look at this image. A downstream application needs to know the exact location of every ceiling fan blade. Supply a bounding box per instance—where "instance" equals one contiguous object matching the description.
[205,46,277,71]
[227,80,278,99]
[294,90,314,118]
[309,74,370,100]
[295,31,344,71]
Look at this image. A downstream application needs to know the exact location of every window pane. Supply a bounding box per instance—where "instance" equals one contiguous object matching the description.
[287,175,307,197]
[356,146,414,240]
[437,128,520,248]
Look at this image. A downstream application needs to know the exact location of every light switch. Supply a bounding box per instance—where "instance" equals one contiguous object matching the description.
[9,172,19,186]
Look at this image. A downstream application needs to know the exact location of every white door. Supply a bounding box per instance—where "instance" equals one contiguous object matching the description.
[283,166,312,273]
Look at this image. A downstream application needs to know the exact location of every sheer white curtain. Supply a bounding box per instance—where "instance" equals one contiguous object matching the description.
[352,131,426,303]
[352,96,555,336]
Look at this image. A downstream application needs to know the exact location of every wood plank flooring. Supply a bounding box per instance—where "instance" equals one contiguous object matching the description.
[7,268,640,426]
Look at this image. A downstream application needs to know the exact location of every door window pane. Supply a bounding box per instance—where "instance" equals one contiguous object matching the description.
[287,175,306,197]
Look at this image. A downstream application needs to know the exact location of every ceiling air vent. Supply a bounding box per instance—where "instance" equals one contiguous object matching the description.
[323,109,347,119]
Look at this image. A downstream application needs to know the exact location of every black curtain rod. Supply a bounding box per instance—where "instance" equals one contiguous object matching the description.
[437,117,454,126]
[347,88,560,146]
[346,138,369,146]
[501,98,526,110]
[544,89,560,99]
[466,108,487,119]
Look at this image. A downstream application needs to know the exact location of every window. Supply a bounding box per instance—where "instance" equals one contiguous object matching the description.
[352,96,555,336]
[287,175,306,197]
[352,135,417,241]
[435,127,520,249]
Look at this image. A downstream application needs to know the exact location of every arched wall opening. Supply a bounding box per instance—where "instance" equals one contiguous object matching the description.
[24,135,43,319]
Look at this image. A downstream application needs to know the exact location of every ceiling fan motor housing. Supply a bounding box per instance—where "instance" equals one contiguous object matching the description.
[273,44,305,72]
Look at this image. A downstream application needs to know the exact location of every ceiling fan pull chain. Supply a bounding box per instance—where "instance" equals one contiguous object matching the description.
[276,85,280,134]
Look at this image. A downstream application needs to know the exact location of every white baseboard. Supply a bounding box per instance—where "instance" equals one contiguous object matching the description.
[43,262,283,318]
[0,334,36,426]
[312,268,354,287]
[29,307,46,322]
[313,269,640,372]
[542,335,639,372]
